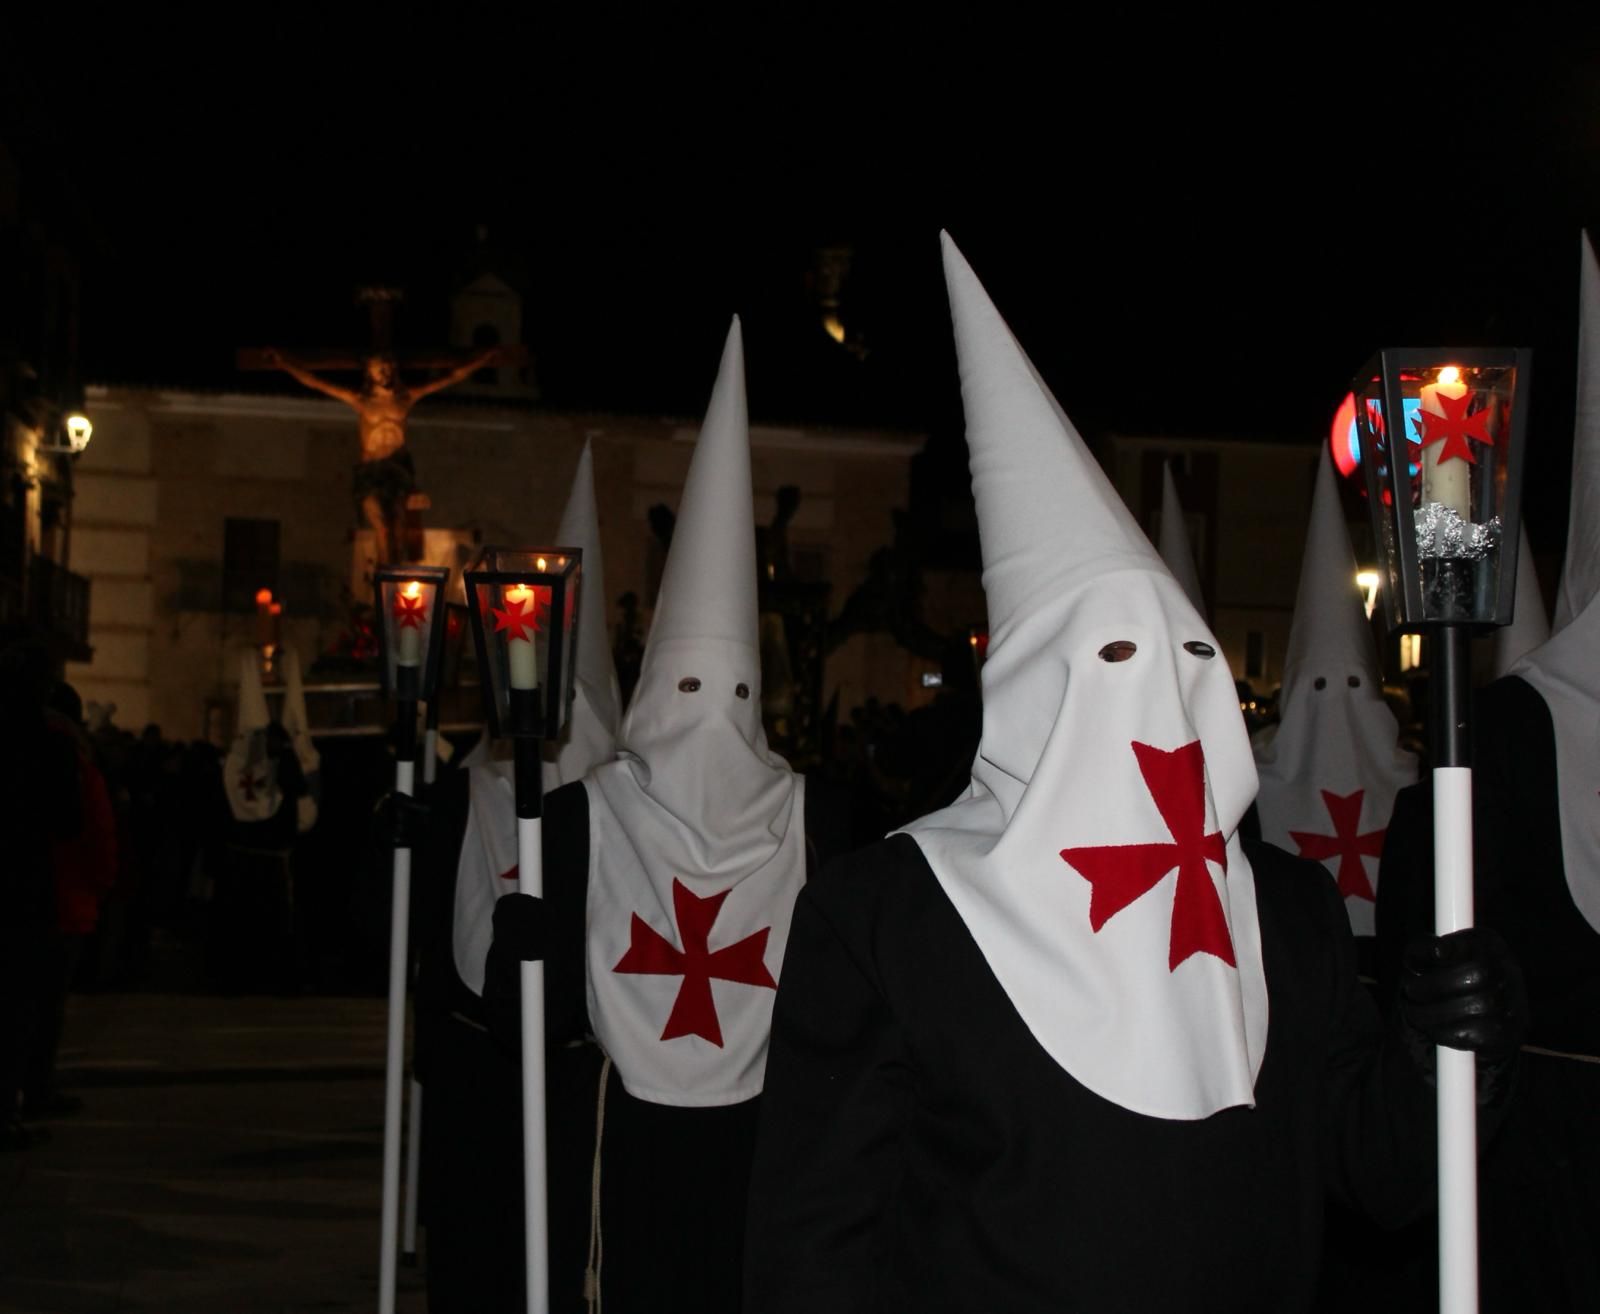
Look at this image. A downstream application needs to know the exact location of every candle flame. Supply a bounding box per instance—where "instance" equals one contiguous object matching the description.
[402,580,422,599]
[1438,366,1462,386]
[535,557,548,571]
[505,583,532,604]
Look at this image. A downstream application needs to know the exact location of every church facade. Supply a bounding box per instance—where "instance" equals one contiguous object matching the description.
[66,382,924,746]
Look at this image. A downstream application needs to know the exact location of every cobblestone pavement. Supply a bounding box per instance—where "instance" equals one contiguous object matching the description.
[0,993,427,1313]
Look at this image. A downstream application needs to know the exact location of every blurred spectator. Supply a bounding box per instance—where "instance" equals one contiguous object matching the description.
[0,643,82,1150]
[24,683,118,1118]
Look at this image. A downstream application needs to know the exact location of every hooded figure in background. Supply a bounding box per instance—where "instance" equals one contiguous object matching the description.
[414,438,622,1314]
[1378,233,1600,1313]
[485,319,844,1313]
[1254,450,1418,943]
[214,653,304,993]
[1490,523,1548,678]
[1157,459,1207,618]
[744,235,1521,1313]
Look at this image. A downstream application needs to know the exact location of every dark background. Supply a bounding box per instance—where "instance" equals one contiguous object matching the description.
[5,20,1599,536]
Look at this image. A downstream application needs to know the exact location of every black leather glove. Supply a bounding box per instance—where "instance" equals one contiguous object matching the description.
[1398,927,1527,1105]
[483,892,548,1056]
[385,791,431,849]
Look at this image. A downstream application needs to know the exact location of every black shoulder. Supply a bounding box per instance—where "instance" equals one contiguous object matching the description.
[1244,836,1348,942]
[1475,674,1555,762]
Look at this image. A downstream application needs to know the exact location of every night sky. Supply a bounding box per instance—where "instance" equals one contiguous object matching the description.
[7,24,1599,536]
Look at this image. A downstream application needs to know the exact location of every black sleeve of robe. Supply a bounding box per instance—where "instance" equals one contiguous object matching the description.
[540,779,592,1047]
[1307,852,1438,1228]
[482,778,591,1054]
[744,852,910,1313]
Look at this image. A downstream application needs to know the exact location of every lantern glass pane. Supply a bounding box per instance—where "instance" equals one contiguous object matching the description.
[464,548,583,739]
[374,566,449,699]
[1353,351,1526,631]
[1403,361,1517,624]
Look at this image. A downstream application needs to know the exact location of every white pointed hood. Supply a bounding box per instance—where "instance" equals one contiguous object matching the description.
[546,439,622,786]
[224,652,282,823]
[454,441,623,994]
[899,236,1267,1121]
[1491,525,1548,677]
[1158,462,1207,616]
[583,319,805,1106]
[1254,451,1418,935]
[1512,232,1600,934]
[281,646,321,833]
[1553,233,1600,631]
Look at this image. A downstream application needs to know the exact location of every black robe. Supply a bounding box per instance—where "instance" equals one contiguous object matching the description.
[426,771,847,1313]
[745,835,1443,1313]
[1376,675,1600,1311]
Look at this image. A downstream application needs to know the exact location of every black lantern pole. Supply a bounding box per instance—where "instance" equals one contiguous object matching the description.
[372,563,449,1314]
[1351,349,1530,1314]
[464,547,583,1314]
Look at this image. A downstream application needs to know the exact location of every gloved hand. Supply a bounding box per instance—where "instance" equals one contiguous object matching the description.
[483,892,548,1055]
[1398,927,1527,1106]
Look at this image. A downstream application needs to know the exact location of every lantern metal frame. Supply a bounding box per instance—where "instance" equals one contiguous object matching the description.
[1351,347,1531,633]
[463,546,583,741]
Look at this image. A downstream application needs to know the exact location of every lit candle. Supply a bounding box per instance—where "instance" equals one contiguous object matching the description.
[1419,366,1471,519]
[395,580,425,667]
[503,583,540,690]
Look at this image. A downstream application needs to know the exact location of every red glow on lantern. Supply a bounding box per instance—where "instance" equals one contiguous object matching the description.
[1331,392,1358,476]
[255,588,273,607]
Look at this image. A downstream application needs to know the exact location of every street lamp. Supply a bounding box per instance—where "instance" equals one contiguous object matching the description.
[1350,347,1529,1314]
[370,562,448,1314]
[463,546,583,1314]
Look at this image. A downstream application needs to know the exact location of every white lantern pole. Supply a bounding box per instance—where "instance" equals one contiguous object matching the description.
[400,703,441,1266]
[512,689,549,1314]
[379,737,416,1314]
[1432,627,1477,1314]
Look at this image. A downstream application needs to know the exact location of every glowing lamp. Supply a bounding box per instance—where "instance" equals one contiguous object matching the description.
[1350,349,1529,631]
[64,413,93,452]
[373,564,450,701]
[464,547,582,740]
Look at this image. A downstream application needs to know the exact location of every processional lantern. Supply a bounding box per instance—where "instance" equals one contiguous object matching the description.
[374,564,451,703]
[463,548,583,741]
[1350,349,1530,632]
[1350,346,1530,1314]
[370,562,449,1314]
[461,545,584,1314]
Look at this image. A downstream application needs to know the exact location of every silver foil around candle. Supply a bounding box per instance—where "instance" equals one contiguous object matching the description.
[1415,502,1501,560]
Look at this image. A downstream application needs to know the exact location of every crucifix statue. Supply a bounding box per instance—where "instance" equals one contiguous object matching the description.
[239,287,525,564]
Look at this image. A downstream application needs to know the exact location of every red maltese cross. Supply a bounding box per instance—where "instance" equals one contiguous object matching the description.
[393,591,428,630]
[1060,740,1235,971]
[492,589,546,642]
[1290,788,1385,902]
[238,769,265,802]
[1419,390,1494,465]
[613,879,777,1047]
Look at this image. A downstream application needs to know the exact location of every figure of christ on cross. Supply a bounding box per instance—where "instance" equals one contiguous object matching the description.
[260,346,499,564]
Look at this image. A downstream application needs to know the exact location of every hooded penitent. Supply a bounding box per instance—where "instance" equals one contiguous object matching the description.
[223,652,282,823]
[900,236,1266,1121]
[281,646,321,832]
[1512,232,1600,934]
[1491,524,1549,677]
[1254,450,1418,937]
[1158,461,1207,617]
[584,318,805,1107]
[454,439,623,994]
